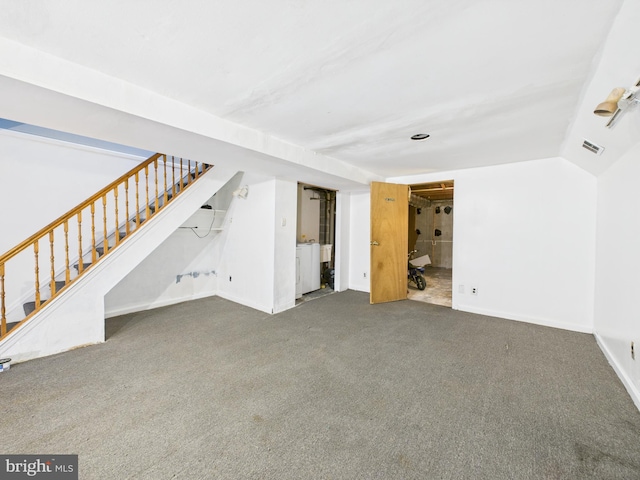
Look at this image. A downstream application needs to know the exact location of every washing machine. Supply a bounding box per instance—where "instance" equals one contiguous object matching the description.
[296,243,320,298]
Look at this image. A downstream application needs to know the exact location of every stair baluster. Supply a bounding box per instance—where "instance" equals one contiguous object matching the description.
[64,220,70,284]
[144,165,150,222]
[91,203,97,264]
[1,264,6,336]
[77,211,83,274]
[154,158,159,215]
[102,195,109,255]
[163,156,168,206]
[124,179,130,236]
[114,187,120,248]
[34,241,40,308]
[49,231,55,298]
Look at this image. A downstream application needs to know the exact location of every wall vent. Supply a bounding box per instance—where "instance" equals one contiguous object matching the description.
[582,139,604,155]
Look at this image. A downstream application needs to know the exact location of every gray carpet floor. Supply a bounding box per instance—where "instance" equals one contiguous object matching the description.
[1,290,639,479]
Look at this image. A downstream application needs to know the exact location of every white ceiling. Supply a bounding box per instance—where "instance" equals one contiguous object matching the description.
[0,0,625,178]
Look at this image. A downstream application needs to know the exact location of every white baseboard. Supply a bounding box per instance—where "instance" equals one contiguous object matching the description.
[348,284,370,294]
[105,291,217,318]
[594,332,640,413]
[457,305,593,334]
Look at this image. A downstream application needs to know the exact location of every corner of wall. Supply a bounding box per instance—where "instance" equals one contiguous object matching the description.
[594,332,640,412]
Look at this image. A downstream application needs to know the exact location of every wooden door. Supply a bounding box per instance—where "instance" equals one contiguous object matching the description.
[370,181,409,304]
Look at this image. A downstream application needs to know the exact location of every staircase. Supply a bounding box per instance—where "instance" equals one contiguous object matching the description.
[0,153,213,341]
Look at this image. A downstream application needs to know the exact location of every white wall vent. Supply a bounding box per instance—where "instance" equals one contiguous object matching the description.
[582,139,604,155]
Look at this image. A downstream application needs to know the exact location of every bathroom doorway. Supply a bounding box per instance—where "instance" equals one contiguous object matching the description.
[408,181,454,307]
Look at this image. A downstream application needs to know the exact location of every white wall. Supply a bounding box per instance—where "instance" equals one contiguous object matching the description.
[334,192,351,292]
[563,0,640,410]
[0,129,145,253]
[104,172,244,317]
[215,173,278,313]
[390,157,597,333]
[594,138,640,411]
[273,179,298,313]
[104,222,221,317]
[348,191,371,293]
[107,173,299,316]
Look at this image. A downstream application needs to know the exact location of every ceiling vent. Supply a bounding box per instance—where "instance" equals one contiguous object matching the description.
[582,139,604,155]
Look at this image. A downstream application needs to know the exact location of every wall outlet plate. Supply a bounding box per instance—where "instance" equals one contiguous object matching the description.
[471,286,478,295]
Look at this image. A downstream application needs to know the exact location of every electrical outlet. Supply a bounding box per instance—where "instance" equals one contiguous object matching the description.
[363,272,367,278]
[632,341,635,360]
[471,286,478,296]
[229,276,232,282]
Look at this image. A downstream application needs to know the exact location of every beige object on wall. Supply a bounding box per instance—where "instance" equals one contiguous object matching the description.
[594,87,625,116]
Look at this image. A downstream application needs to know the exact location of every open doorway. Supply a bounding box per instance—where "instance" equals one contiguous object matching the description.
[296,183,336,304]
[408,181,454,307]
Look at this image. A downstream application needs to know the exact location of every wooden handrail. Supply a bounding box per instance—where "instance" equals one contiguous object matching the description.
[0,154,161,265]
[0,152,212,340]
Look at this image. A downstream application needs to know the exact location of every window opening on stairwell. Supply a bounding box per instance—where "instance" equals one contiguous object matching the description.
[0,117,154,157]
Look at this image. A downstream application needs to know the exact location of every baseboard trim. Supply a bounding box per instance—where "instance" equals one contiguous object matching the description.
[108,291,277,318]
[594,332,640,412]
[348,284,370,294]
[105,291,217,318]
[456,305,593,334]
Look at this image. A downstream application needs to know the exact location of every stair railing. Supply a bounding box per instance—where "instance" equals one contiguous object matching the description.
[0,153,212,339]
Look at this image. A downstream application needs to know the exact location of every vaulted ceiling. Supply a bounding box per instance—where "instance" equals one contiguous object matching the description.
[0,1,626,180]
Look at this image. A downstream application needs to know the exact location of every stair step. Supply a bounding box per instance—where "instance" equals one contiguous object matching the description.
[104,231,126,242]
[132,204,160,223]
[23,299,47,316]
[6,321,19,333]
[73,263,92,272]
[52,280,66,293]
[133,206,155,219]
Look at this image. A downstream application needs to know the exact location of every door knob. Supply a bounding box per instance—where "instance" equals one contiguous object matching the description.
[370,241,379,246]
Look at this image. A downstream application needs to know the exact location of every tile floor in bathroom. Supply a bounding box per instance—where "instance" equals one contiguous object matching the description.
[407,266,452,307]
